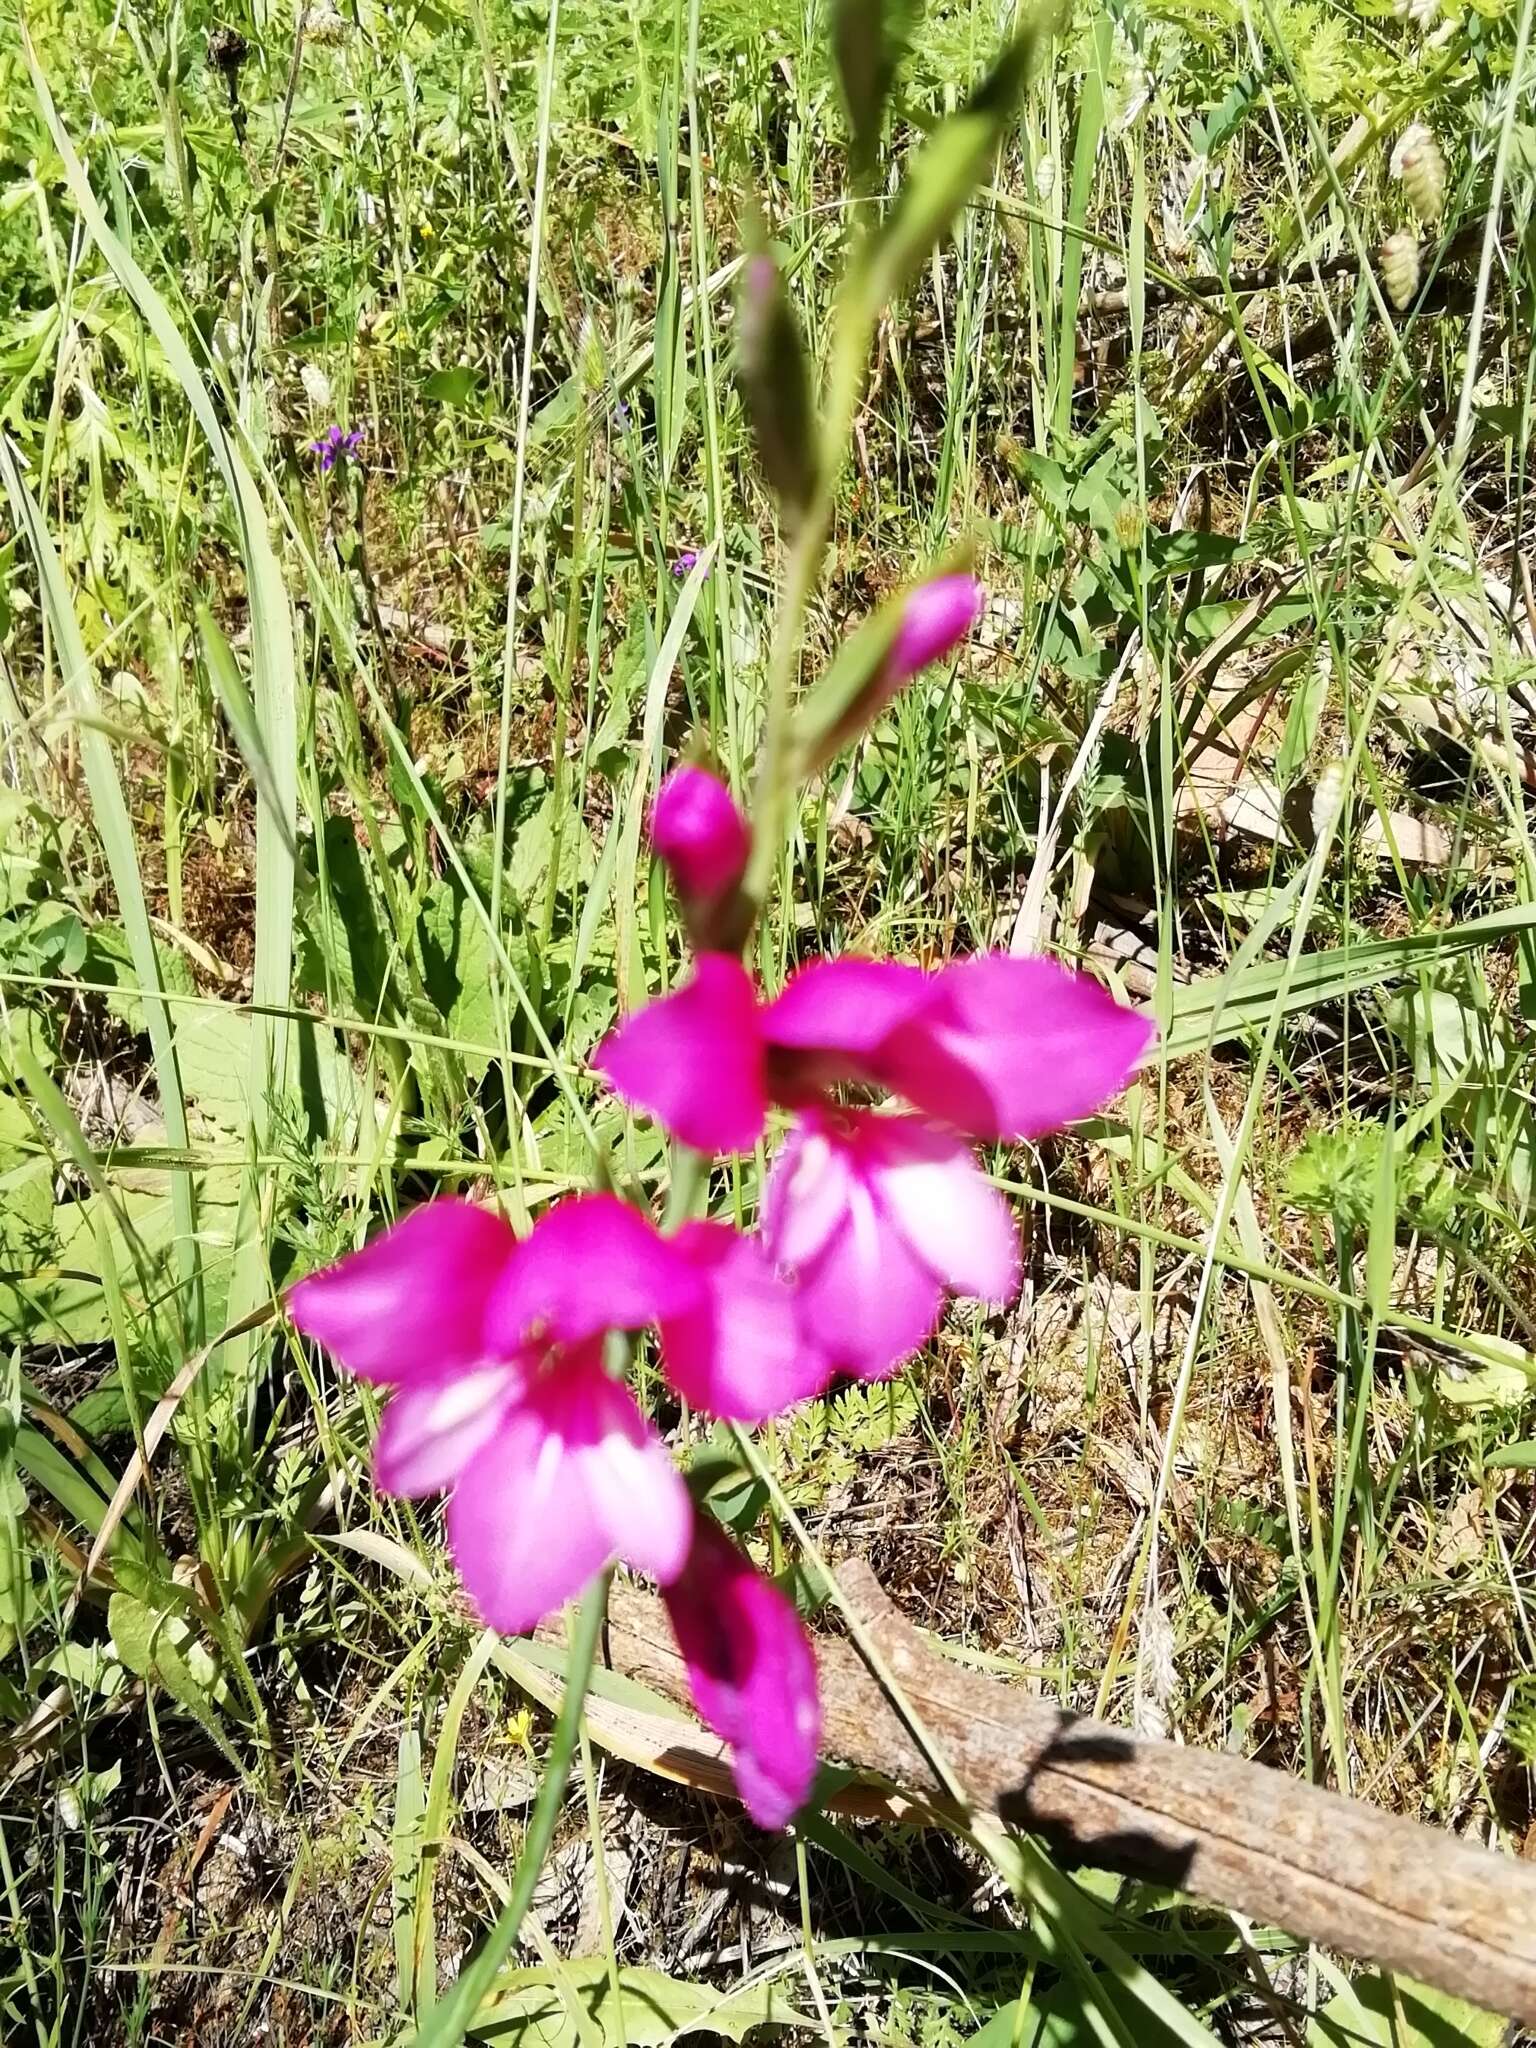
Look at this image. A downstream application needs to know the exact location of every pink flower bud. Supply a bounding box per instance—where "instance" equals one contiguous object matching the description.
[887,573,985,688]
[650,765,751,908]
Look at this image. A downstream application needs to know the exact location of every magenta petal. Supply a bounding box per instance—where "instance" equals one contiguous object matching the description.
[857,1117,1020,1304]
[875,954,1156,1141]
[763,1111,947,1379]
[760,956,933,1065]
[446,1406,612,1635]
[661,1222,833,1422]
[795,1202,945,1381]
[373,1361,528,1496]
[662,1519,820,1829]
[761,1116,858,1270]
[288,1198,518,1384]
[486,1193,704,1352]
[579,1369,694,1585]
[446,1347,691,1633]
[594,953,768,1154]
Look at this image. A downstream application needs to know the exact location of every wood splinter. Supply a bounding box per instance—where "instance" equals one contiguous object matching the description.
[587,1563,1536,2025]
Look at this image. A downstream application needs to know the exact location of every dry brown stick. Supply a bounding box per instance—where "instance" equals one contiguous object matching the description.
[1080,251,1362,318]
[598,1566,1536,2024]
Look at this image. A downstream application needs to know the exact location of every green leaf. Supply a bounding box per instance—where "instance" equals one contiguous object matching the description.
[173,1004,380,1154]
[1485,1439,1536,1468]
[106,1588,159,1681]
[473,1960,809,2044]
[507,790,597,908]
[417,876,501,1078]
[1276,651,1330,786]
[393,1724,428,2014]
[1308,1971,1505,2047]
[108,1588,240,1768]
[198,605,294,847]
[1165,903,1536,1060]
[971,1988,1100,2045]
[423,365,484,410]
[1434,1358,1534,1409]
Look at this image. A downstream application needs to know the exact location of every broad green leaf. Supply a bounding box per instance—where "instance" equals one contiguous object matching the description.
[473,1960,809,2044]
[1434,1358,1533,1408]
[173,1005,380,1154]
[1277,652,1330,786]
[1486,1439,1536,1467]
[108,1588,239,1767]
[1308,1971,1505,2047]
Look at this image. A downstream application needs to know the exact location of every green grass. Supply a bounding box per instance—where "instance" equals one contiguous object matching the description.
[1,0,1535,2038]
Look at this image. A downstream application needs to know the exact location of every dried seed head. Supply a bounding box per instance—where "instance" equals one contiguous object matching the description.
[1311,758,1348,840]
[303,0,348,42]
[1034,152,1057,205]
[206,24,248,72]
[1390,123,1447,225]
[299,361,333,412]
[1380,230,1422,311]
[577,315,606,394]
[1393,0,1439,25]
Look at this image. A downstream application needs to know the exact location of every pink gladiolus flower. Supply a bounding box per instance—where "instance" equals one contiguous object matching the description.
[762,1108,1020,1379]
[886,573,984,690]
[598,951,1153,1154]
[662,1518,821,1829]
[650,766,751,945]
[289,1194,700,1635]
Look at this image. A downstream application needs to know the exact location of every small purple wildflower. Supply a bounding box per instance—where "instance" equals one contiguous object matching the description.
[310,425,364,473]
[671,549,700,578]
[615,401,631,426]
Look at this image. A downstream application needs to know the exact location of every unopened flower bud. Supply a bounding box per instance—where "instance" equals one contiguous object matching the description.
[1114,501,1145,551]
[736,251,818,521]
[1390,124,1447,225]
[887,574,986,690]
[651,765,751,944]
[795,572,986,772]
[1380,230,1422,311]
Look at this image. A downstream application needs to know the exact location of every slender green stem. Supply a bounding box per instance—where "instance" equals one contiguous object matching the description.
[542,404,589,947]
[742,281,875,908]
[407,1570,611,2048]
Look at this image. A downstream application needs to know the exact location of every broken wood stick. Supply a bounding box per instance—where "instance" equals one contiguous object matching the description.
[592,1564,1536,2025]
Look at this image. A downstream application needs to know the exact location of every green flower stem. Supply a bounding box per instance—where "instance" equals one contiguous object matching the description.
[408,1568,612,2048]
[741,275,879,911]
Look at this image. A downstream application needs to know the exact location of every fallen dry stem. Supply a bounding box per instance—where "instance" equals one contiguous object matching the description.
[593,1564,1536,2024]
